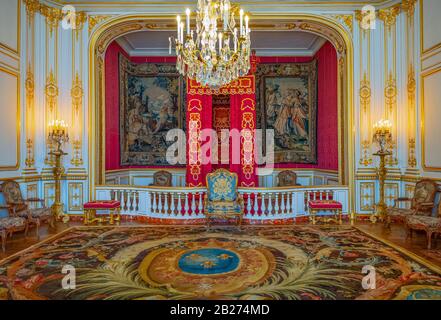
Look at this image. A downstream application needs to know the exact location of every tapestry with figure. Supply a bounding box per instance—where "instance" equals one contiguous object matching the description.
[256,61,318,164]
[119,55,185,166]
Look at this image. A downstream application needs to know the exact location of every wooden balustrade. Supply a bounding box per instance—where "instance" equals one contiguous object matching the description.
[95,185,349,220]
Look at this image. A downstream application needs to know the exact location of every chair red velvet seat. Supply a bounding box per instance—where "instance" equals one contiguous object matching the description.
[83,201,121,225]
[84,200,121,209]
[308,200,343,210]
[308,199,343,225]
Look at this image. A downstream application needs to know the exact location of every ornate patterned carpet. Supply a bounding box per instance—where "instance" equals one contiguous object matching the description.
[1,225,441,300]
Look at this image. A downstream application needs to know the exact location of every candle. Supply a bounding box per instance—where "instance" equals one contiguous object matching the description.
[374,119,392,134]
[245,15,249,34]
[180,22,184,43]
[239,9,244,36]
[223,3,229,31]
[233,28,238,51]
[176,15,181,42]
[185,8,191,35]
[218,32,223,53]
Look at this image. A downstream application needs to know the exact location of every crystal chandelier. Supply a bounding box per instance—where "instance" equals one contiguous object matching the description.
[170,0,251,89]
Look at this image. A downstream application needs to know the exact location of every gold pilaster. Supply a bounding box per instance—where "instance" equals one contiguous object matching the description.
[356,11,373,167]
[404,0,418,170]
[379,5,400,167]
[24,0,37,172]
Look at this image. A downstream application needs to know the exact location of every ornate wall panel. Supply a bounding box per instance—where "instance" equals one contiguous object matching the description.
[384,182,399,207]
[360,182,375,212]
[0,68,20,171]
[422,68,441,171]
[0,0,20,55]
[68,182,83,212]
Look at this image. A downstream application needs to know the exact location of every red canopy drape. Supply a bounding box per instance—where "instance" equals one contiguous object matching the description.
[186,76,257,187]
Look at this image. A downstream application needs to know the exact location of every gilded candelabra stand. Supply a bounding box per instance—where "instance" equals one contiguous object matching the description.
[371,120,392,224]
[48,120,69,223]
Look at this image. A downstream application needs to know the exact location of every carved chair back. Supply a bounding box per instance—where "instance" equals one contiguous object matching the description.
[151,171,172,187]
[206,169,238,202]
[411,179,438,210]
[278,170,299,187]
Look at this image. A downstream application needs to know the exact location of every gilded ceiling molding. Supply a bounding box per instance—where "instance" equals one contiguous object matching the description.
[88,15,115,35]
[330,14,353,33]
[297,22,346,56]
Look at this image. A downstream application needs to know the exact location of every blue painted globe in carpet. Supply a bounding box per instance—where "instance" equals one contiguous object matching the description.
[405,288,441,300]
[178,248,240,275]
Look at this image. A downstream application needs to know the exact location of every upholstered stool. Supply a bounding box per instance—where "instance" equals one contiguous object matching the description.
[0,216,27,252]
[83,201,121,225]
[308,200,343,225]
[406,215,441,250]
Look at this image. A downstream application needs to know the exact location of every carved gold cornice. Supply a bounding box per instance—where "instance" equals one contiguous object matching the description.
[402,0,417,17]
[378,4,401,27]
[39,4,63,35]
[73,11,88,31]
[23,0,40,17]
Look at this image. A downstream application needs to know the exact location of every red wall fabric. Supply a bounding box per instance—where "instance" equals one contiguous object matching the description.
[105,41,338,172]
[105,42,179,170]
[259,42,338,171]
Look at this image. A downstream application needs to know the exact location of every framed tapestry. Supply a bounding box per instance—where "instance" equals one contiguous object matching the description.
[256,61,318,164]
[119,54,185,166]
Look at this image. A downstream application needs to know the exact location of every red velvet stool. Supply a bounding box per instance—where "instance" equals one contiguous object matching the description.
[83,200,121,225]
[308,200,343,225]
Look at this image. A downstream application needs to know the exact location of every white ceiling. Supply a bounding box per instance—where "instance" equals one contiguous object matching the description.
[47,0,397,11]
[116,30,327,57]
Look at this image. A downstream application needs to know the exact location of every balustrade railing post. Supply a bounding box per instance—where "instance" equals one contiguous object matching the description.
[177,193,182,216]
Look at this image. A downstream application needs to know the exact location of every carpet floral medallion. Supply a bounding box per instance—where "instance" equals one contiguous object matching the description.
[1,225,441,300]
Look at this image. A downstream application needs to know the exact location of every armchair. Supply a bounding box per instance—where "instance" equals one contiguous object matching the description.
[387,179,438,224]
[1,181,54,238]
[277,170,301,187]
[406,200,441,250]
[204,169,244,229]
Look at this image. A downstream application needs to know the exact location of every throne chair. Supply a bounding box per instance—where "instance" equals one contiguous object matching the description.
[204,169,244,229]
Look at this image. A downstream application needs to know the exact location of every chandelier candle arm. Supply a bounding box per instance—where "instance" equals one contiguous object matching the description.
[170,0,251,89]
